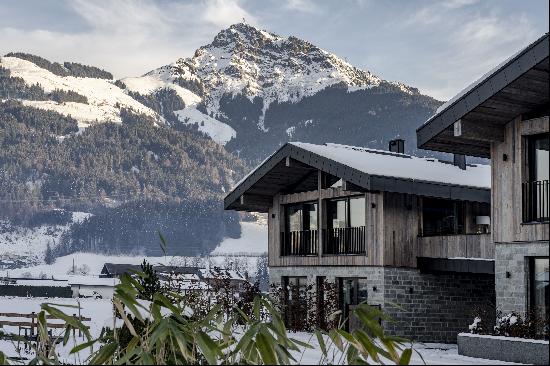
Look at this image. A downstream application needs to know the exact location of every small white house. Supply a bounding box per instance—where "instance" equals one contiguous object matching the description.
[68,276,119,299]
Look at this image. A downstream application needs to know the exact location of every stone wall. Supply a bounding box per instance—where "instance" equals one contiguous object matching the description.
[382,267,495,343]
[495,241,549,315]
[269,265,496,343]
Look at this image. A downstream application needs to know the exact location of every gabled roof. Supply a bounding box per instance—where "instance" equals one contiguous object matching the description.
[224,142,490,212]
[417,33,549,157]
[100,263,200,277]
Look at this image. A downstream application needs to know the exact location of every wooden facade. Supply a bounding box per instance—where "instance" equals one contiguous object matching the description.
[491,116,549,244]
[267,172,492,268]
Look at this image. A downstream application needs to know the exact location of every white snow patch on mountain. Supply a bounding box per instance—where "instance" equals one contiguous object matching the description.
[145,23,413,130]
[1,56,158,125]
[174,108,236,145]
[0,212,92,262]
[21,100,121,127]
[122,75,202,107]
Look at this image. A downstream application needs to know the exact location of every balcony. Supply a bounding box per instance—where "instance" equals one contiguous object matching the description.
[280,230,318,256]
[417,233,493,259]
[522,180,549,223]
[322,226,366,255]
[280,227,366,256]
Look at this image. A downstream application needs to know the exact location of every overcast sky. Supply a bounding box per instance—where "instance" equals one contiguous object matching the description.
[1,0,548,100]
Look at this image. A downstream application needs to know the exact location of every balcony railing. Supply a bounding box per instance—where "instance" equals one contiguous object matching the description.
[323,226,366,255]
[280,230,318,256]
[522,180,549,223]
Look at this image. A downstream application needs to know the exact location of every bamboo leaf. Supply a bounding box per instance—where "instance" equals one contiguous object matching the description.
[256,331,277,365]
[399,348,412,365]
[89,342,118,365]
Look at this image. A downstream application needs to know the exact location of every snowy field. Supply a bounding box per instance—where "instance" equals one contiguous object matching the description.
[0,297,522,365]
[0,212,91,264]
[2,221,267,279]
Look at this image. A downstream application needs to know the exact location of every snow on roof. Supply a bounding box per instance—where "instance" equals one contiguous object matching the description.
[68,276,119,286]
[290,142,490,189]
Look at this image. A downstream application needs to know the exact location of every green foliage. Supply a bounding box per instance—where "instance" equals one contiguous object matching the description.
[138,260,162,301]
[0,275,415,365]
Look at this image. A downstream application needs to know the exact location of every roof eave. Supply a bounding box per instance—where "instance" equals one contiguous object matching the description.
[417,33,549,154]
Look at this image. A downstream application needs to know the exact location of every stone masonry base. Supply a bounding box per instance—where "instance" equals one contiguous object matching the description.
[269,265,495,343]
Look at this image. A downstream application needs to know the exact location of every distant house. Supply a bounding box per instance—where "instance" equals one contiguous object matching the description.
[99,263,249,292]
[68,276,119,299]
[225,140,493,342]
[417,33,549,325]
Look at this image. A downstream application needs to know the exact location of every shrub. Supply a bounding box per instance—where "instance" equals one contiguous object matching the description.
[0,269,415,365]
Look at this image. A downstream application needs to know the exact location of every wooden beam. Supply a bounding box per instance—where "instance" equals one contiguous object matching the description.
[453,119,504,142]
[239,194,272,206]
[342,180,366,192]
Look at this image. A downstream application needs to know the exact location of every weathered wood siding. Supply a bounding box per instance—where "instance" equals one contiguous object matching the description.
[383,193,420,267]
[267,177,492,268]
[491,116,549,244]
[417,234,493,259]
[268,187,385,267]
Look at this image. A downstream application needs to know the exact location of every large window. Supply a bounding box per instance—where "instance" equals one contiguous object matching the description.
[524,133,549,222]
[282,203,318,256]
[282,276,308,329]
[286,202,318,231]
[530,257,549,334]
[325,196,366,255]
[422,198,465,236]
[338,277,368,331]
[327,196,366,229]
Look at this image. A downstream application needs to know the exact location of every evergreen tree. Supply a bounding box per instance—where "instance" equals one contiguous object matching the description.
[44,242,55,265]
[138,260,162,300]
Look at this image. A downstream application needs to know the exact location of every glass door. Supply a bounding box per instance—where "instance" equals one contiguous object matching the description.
[338,277,368,330]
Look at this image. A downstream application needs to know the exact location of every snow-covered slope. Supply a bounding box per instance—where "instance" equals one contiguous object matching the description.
[0,212,91,262]
[121,22,427,147]
[0,56,158,127]
[2,23,435,151]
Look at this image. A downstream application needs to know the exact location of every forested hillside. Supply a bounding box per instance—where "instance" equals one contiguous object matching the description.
[0,100,246,256]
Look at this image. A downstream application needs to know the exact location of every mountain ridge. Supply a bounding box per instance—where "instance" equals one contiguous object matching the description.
[1,23,444,261]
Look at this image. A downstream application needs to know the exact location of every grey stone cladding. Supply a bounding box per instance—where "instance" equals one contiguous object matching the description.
[495,241,549,315]
[382,267,495,343]
[269,265,495,343]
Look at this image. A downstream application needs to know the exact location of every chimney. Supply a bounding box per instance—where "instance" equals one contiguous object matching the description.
[454,154,466,170]
[389,139,405,154]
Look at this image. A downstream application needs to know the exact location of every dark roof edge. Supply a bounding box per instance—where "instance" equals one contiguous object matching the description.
[224,143,490,211]
[416,33,549,148]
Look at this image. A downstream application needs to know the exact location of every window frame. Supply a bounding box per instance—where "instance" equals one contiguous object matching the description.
[284,201,318,233]
[421,197,466,236]
[326,195,366,230]
[529,256,549,328]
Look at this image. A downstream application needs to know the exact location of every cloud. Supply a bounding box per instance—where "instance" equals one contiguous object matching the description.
[0,0,257,78]
[284,0,317,13]
[396,1,540,99]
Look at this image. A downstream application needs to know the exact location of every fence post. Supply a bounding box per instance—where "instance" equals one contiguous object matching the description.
[30,312,35,337]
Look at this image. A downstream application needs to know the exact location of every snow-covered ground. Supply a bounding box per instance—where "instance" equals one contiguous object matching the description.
[2,221,267,279]
[0,297,522,365]
[212,221,267,255]
[174,108,236,145]
[0,56,157,127]
[290,331,523,365]
[0,212,91,263]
